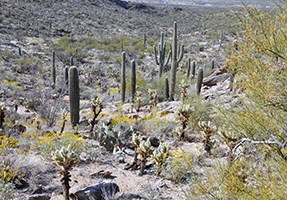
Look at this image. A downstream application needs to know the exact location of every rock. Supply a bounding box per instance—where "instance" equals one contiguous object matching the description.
[117,193,148,200]
[71,183,120,200]
[31,186,43,195]
[28,194,51,200]
[149,137,160,147]
[203,73,230,86]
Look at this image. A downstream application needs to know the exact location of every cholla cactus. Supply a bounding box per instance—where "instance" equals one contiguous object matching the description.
[179,80,189,103]
[90,95,103,132]
[134,90,142,112]
[172,126,184,139]
[137,140,154,176]
[176,104,193,140]
[148,89,158,110]
[198,121,217,154]
[152,143,170,175]
[51,145,79,200]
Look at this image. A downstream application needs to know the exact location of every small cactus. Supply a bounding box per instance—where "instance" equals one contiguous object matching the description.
[198,121,217,154]
[137,140,154,176]
[90,95,103,132]
[51,145,79,200]
[69,67,80,127]
[134,90,142,112]
[131,60,136,102]
[148,89,158,110]
[196,67,204,95]
[152,143,170,175]
[60,109,68,134]
[179,80,189,103]
[176,104,193,140]
[121,52,126,103]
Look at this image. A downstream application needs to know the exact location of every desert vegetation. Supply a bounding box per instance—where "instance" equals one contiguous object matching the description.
[0,0,285,199]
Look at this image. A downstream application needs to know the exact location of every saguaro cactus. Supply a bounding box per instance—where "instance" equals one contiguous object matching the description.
[165,78,169,100]
[154,32,171,77]
[121,52,126,103]
[131,60,136,102]
[196,67,204,95]
[52,50,56,87]
[186,58,191,78]
[191,61,196,78]
[69,66,80,127]
[64,66,69,87]
[211,59,215,69]
[70,56,74,66]
[169,21,184,101]
[143,33,147,48]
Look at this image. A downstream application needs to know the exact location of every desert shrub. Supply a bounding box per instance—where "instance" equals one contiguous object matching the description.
[15,57,41,74]
[187,4,287,200]
[0,136,19,155]
[162,149,193,183]
[24,132,86,157]
[187,153,287,199]
[221,5,287,154]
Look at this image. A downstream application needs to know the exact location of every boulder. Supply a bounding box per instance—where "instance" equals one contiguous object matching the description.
[71,183,120,200]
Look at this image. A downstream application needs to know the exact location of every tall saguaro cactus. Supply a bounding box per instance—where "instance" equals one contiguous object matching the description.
[170,21,184,101]
[154,32,171,77]
[69,67,80,127]
[121,52,126,103]
[131,60,136,102]
[52,50,56,88]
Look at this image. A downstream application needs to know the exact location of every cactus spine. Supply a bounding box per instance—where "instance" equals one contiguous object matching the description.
[69,66,80,127]
[186,58,191,78]
[121,52,126,103]
[196,67,203,95]
[169,21,184,101]
[131,60,136,102]
[154,32,171,78]
[52,50,56,88]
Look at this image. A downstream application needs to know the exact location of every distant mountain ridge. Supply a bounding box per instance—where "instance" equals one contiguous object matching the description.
[124,0,274,7]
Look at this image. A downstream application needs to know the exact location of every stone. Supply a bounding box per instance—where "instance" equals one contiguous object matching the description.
[28,194,51,200]
[71,183,120,200]
[203,73,230,86]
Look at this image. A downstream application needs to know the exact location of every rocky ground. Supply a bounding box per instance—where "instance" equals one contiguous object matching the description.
[0,0,261,199]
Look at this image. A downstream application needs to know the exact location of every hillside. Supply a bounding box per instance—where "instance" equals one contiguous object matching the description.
[1,0,285,200]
